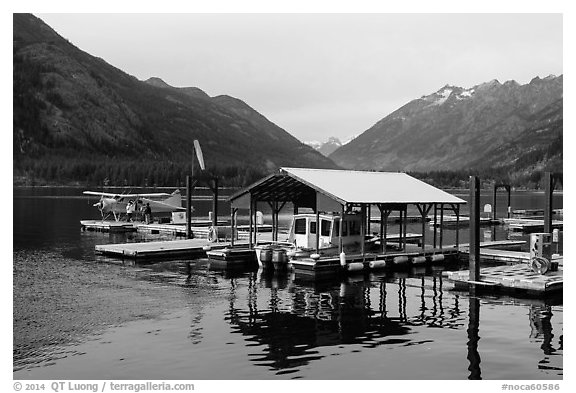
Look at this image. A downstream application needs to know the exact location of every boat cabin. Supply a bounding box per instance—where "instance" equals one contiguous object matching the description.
[288,213,362,250]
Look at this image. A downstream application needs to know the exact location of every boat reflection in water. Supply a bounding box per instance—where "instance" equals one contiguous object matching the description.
[216,267,562,379]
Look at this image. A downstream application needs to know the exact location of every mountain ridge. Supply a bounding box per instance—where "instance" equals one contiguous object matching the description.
[329,75,563,186]
[13,14,338,186]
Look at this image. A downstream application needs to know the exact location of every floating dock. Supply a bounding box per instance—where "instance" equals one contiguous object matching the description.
[291,246,460,278]
[135,222,228,237]
[429,215,500,227]
[459,247,563,265]
[444,264,563,296]
[206,248,258,270]
[289,239,528,278]
[80,220,137,233]
[511,208,563,219]
[503,218,563,232]
[370,215,429,224]
[81,219,272,238]
[95,239,233,260]
[458,239,526,251]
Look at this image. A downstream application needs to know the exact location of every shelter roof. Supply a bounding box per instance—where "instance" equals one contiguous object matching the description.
[229,167,466,206]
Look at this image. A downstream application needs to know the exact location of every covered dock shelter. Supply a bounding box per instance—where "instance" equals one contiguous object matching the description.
[228,168,466,258]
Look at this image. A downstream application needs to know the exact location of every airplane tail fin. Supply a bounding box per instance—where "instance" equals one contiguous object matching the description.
[165,189,183,208]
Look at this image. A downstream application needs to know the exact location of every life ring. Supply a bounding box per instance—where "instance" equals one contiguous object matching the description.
[531,256,550,274]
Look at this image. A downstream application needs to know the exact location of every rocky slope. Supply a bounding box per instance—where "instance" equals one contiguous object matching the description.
[329,76,563,179]
[13,14,337,185]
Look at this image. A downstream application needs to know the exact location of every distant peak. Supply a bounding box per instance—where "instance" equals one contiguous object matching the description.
[421,84,462,106]
[530,74,559,84]
[440,83,459,90]
[477,79,501,88]
[144,77,172,88]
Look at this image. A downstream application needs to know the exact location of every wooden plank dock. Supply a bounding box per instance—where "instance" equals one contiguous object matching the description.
[458,239,526,251]
[370,215,429,224]
[444,264,563,296]
[80,220,137,233]
[502,218,563,232]
[95,239,235,260]
[135,223,273,237]
[291,245,460,278]
[428,215,500,227]
[459,247,563,265]
[81,219,272,238]
[511,208,563,219]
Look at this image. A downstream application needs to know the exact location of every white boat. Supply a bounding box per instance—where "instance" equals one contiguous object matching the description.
[255,212,370,269]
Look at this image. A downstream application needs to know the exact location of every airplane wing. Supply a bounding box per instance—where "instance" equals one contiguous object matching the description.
[136,193,172,198]
[141,197,186,211]
[83,191,171,198]
[83,191,125,198]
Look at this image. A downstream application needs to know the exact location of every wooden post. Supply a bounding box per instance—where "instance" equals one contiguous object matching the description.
[211,177,218,227]
[402,206,407,251]
[230,207,236,247]
[469,176,481,282]
[398,209,403,251]
[467,297,481,380]
[455,204,460,248]
[439,204,444,249]
[360,204,366,256]
[492,184,497,221]
[315,193,320,254]
[186,175,192,239]
[383,210,389,254]
[507,186,511,218]
[248,196,253,250]
[268,201,275,242]
[416,204,432,251]
[254,200,258,246]
[433,204,437,249]
[367,204,372,235]
[543,172,553,234]
[274,201,278,242]
[339,205,345,253]
[378,204,384,253]
[420,205,426,250]
[276,201,286,243]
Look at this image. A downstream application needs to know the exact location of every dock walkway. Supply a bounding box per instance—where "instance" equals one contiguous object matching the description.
[502,218,563,232]
[429,215,500,227]
[459,247,563,265]
[444,264,563,295]
[81,219,272,237]
[80,220,137,233]
[95,239,237,260]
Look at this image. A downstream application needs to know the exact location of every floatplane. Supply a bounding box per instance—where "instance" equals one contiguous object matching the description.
[84,139,205,223]
[84,189,186,221]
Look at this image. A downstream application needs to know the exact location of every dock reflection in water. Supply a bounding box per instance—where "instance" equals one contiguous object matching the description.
[217,269,562,379]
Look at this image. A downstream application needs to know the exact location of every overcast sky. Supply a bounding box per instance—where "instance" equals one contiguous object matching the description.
[35,13,563,143]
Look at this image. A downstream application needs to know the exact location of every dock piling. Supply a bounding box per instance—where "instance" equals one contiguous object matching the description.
[469,176,481,282]
[186,176,192,239]
[493,183,512,220]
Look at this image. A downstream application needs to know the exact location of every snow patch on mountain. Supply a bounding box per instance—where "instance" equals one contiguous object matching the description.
[304,140,323,150]
[456,88,475,100]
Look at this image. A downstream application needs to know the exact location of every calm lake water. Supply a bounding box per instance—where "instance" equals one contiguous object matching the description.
[13,187,563,380]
